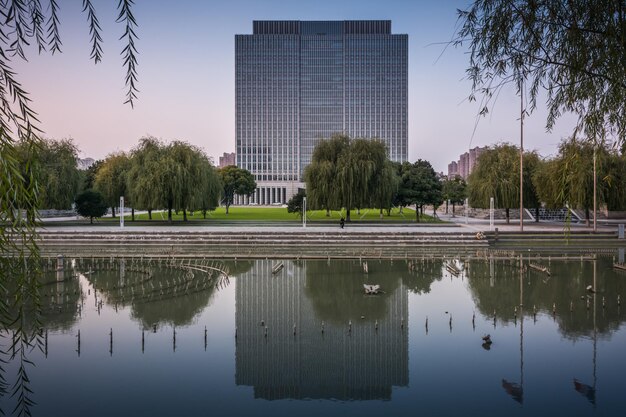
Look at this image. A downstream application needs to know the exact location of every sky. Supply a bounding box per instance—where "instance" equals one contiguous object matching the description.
[13,0,578,173]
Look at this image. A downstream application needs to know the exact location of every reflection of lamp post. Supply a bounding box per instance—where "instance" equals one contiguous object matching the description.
[574,257,597,405]
[502,255,524,403]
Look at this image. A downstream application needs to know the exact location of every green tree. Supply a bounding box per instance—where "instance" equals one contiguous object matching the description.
[198,159,222,219]
[468,144,540,224]
[287,189,306,220]
[396,160,442,222]
[75,190,108,224]
[94,152,131,218]
[533,138,613,225]
[38,139,81,210]
[159,141,219,222]
[127,137,163,220]
[604,151,626,212]
[0,4,138,414]
[442,175,467,216]
[304,134,349,215]
[372,160,399,218]
[455,0,626,145]
[218,165,256,214]
[82,159,104,191]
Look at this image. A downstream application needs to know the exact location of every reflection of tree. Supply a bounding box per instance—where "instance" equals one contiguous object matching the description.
[2,268,80,332]
[81,260,218,328]
[466,257,626,337]
[305,260,414,324]
[402,258,443,294]
[224,259,254,276]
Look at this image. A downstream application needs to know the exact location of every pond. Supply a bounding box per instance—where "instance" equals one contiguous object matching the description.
[1,253,626,417]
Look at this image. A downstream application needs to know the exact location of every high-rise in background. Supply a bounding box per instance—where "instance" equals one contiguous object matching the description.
[235,20,408,204]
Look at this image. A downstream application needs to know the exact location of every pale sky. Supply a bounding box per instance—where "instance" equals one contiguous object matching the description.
[13,0,577,172]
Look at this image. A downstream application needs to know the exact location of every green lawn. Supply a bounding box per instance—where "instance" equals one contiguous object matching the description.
[113,206,443,223]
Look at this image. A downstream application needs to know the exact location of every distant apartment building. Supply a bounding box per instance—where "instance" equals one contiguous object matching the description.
[218,152,236,168]
[77,158,95,170]
[235,20,408,204]
[447,161,458,179]
[447,146,488,180]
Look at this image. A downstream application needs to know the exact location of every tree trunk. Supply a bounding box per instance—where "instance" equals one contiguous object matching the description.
[131,208,135,221]
[326,208,330,217]
[506,208,510,224]
[183,209,188,222]
[203,210,207,219]
[90,216,93,224]
[111,206,116,218]
[148,209,152,220]
[380,208,383,219]
[225,203,230,214]
[452,203,456,217]
[168,204,172,223]
[416,205,420,223]
[585,207,590,226]
[445,200,449,214]
[346,208,351,222]
[535,207,539,223]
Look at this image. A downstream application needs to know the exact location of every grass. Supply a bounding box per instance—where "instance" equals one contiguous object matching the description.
[108,206,444,224]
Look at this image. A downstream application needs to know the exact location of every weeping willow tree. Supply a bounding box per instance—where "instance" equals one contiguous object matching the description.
[455,0,626,147]
[303,134,349,216]
[1,3,138,415]
[468,144,540,224]
[94,152,131,218]
[532,138,622,225]
[338,138,388,220]
[305,135,389,221]
[456,0,626,220]
[127,137,163,220]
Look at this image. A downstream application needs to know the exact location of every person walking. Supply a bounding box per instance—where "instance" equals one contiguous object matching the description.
[339,217,345,229]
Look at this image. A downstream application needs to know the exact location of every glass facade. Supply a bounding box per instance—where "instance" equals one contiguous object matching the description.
[235,20,408,204]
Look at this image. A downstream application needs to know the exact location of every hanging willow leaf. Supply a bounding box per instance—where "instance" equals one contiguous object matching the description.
[116,0,139,107]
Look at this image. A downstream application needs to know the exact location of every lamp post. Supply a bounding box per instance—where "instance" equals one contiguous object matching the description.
[519,81,524,232]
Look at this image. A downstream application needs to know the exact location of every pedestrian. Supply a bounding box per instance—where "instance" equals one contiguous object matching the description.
[340,217,345,229]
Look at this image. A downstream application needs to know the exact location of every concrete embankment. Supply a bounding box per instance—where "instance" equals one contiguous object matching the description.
[33,228,488,259]
[485,230,624,253]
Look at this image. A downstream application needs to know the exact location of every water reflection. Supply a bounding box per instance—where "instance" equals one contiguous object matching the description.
[1,253,625,416]
[235,260,409,400]
[465,256,626,337]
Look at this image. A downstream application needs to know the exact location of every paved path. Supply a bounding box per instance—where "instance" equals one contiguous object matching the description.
[36,218,623,234]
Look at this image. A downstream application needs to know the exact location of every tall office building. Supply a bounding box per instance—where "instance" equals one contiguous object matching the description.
[235,20,408,204]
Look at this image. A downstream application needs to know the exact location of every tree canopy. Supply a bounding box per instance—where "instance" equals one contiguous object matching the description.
[456,0,626,144]
[94,152,131,217]
[75,189,108,224]
[218,165,256,214]
[467,143,540,223]
[395,160,442,222]
[305,134,390,221]
[442,175,467,216]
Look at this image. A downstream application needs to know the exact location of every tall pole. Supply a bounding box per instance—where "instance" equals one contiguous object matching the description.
[519,81,524,232]
[593,145,597,232]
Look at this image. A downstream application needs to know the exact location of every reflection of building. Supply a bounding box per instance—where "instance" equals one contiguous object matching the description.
[235,260,408,400]
[235,20,408,204]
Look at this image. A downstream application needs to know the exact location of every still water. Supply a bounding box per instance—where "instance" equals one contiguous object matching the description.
[2,254,626,417]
